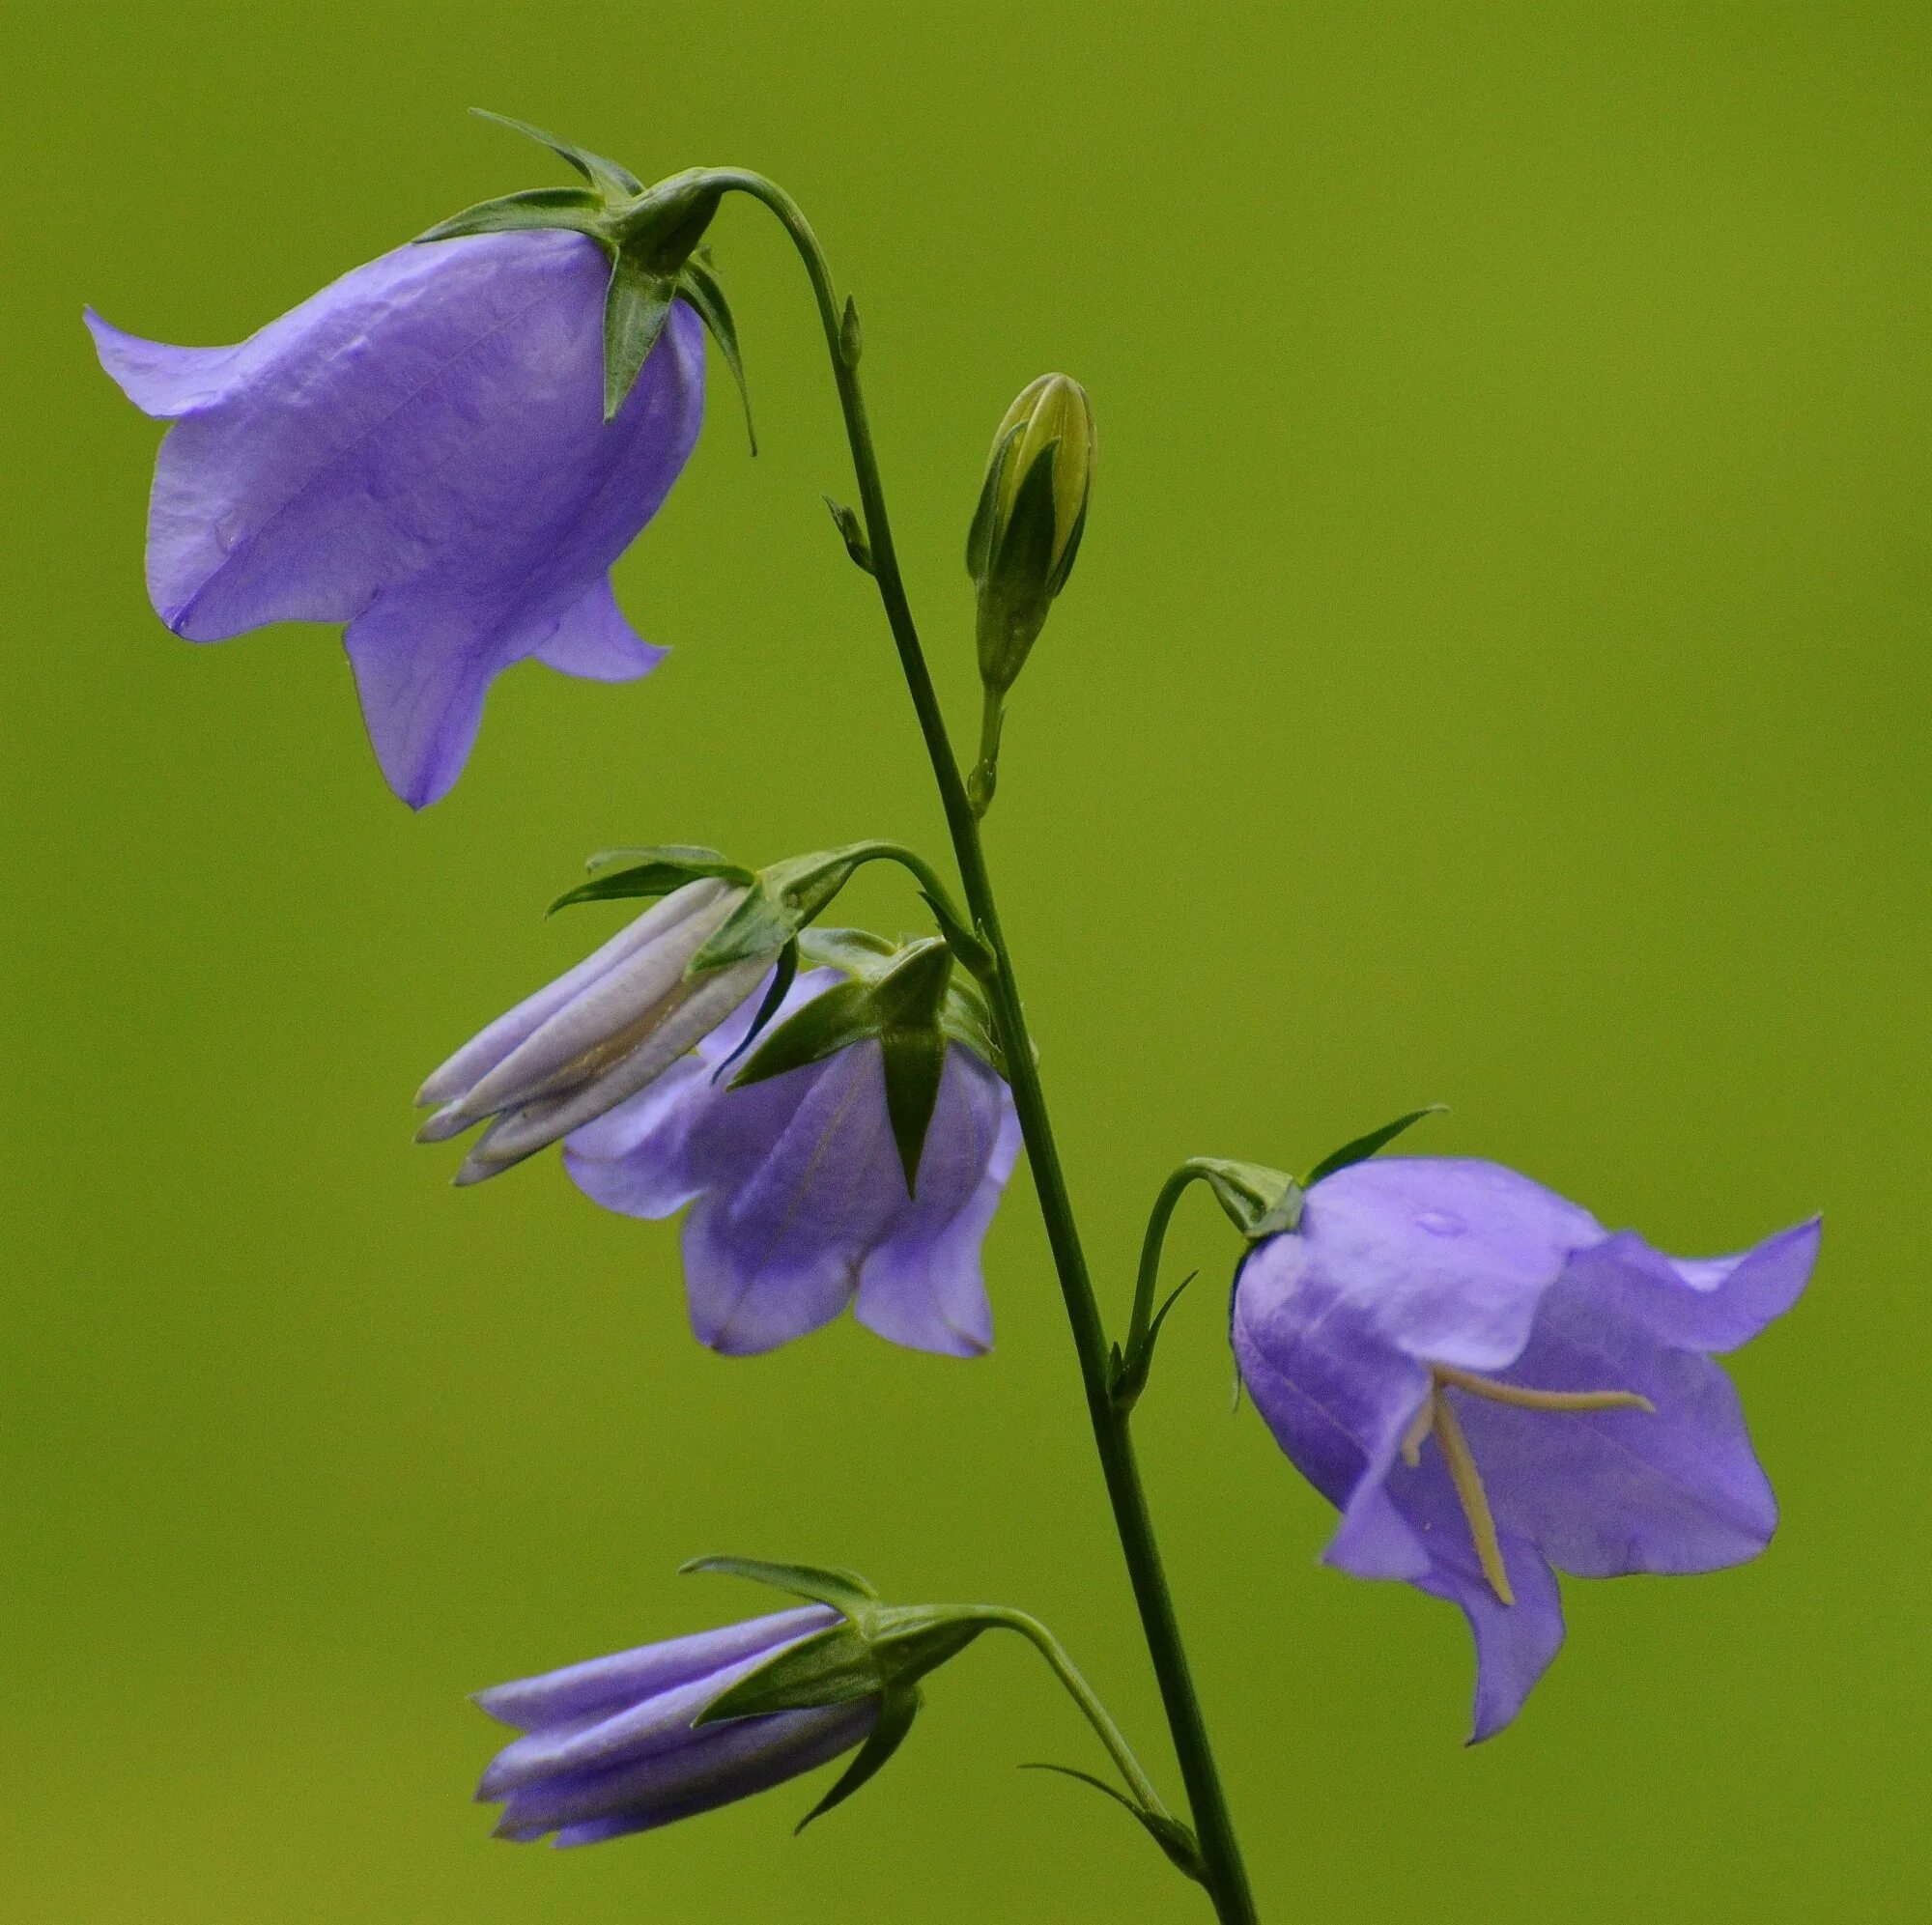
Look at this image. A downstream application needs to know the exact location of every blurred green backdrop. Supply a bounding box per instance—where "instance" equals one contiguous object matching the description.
[4,4,1927,1919]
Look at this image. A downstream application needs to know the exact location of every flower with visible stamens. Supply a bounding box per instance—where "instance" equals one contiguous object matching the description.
[415,878,771,1185]
[1231,1156,1819,1740]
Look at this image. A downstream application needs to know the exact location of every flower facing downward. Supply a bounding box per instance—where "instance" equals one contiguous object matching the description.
[1231,1157,1819,1740]
[416,879,771,1185]
[86,228,704,807]
[563,964,1022,1359]
[476,1607,877,1847]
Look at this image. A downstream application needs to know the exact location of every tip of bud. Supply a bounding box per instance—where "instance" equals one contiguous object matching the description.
[967,373,1094,696]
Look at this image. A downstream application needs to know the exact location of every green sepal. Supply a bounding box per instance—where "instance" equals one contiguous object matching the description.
[988,437,1063,603]
[965,421,1023,582]
[679,1552,878,1617]
[602,254,678,422]
[678,252,755,453]
[689,849,868,975]
[607,168,724,273]
[696,1602,988,1722]
[795,1686,921,1833]
[824,495,874,574]
[1019,1764,1208,1885]
[469,108,643,204]
[729,977,877,1088]
[548,845,753,916]
[1304,1105,1448,1185]
[417,185,607,243]
[1190,1157,1305,1241]
[797,927,1004,1076]
[712,940,800,1076]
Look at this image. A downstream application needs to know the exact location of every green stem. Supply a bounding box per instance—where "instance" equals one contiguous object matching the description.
[716,169,1260,1925]
[1124,1162,1219,1381]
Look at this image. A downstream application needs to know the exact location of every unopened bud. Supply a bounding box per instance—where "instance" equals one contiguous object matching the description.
[965,373,1094,695]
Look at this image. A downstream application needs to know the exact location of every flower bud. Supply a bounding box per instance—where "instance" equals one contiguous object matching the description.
[414,877,775,1185]
[966,373,1094,695]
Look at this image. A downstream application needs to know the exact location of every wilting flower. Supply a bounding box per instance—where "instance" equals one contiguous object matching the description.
[476,1606,875,1847]
[1231,1156,1819,1740]
[417,879,769,1183]
[86,229,704,807]
[564,969,1022,1358]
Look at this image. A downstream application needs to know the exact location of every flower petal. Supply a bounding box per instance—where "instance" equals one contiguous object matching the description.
[853,1049,1018,1357]
[1415,1531,1566,1744]
[1568,1217,1820,1356]
[531,575,668,682]
[473,1605,836,1733]
[84,308,242,418]
[1450,1269,1778,1577]
[1295,1158,1605,1371]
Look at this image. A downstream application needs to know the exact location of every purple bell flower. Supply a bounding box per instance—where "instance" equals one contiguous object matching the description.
[476,1605,876,1847]
[416,879,770,1184]
[86,228,704,807]
[1231,1156,1819,1740]
[564,969,1022,1358]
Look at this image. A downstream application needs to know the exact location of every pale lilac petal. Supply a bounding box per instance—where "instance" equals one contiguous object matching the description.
[1295,1158,1604,1372]
[84,309,242,417]
[416,881,729,1110]
[532,577,668,681]
[1451,1268,1777,1576]
[1570,1218,1822,1356]
[474,1606,833,1732]
[560,1059,715,1217]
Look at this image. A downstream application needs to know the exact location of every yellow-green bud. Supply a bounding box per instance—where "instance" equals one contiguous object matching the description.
[965,373,1094,695]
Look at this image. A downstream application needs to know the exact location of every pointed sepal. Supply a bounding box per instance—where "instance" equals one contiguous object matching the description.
[679,252,755,453]
[795,1686,921,1832]
[548,845,754,916]
[469,108,643,203]
[689,848,870,975]
[1304,1104,1448,1185]
[679,1553,878,1617]
[602,254,678,422]
[416,184,607,244]
[712,940,801,1076]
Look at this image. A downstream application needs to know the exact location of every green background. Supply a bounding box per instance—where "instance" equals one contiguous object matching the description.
[5,4,1926,1918]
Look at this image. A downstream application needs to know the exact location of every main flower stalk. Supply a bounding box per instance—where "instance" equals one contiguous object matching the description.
[712,169,1260,1923]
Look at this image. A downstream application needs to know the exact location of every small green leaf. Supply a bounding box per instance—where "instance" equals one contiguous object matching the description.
[1019,1765,1207,1884]
[795,1687,920,1832]
[678,255,755,453]
[603,255,676,422]
[823,495,874,574]
[548,847,753,915]
[1305,1105,1448,1186]
[679,1553,878,1615]
[712,940,799,1076]
[417,185,607,244]
[696,1626,885,1722]
[881,1025,948,1197]
[838,295,863,367]
[469,108,643,203]
[730,978,876,1089]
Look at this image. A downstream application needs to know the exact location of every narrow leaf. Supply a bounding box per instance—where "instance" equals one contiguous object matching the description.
[730,980,874,1089]
[548,849,752,916]
[1305,1105,1449,1186]
[1019,1765,1208,1884]
[880,1026,947,1197]
[602,256,675,422]
[795,1687,919,1833]
[679,256,755,452]
[417,185,606,244]
[680,1553,878,1613]
[823,495,874,574]
[712,940,799,1077]
[469,107,643,201]
[696,1628,883,1723]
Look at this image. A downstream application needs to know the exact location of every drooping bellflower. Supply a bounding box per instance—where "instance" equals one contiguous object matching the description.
[86,229,704,807]
[417,878,768,1183]
[1231,1156,1818,1739]
[564,969,1022,1358]
[476,1605,875,1847]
